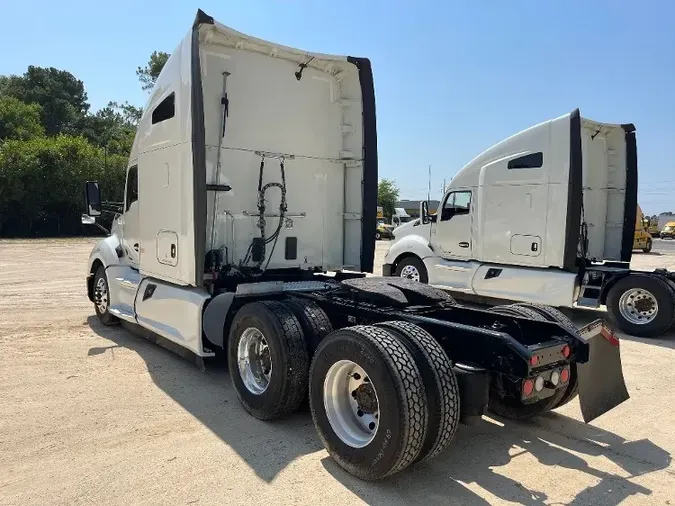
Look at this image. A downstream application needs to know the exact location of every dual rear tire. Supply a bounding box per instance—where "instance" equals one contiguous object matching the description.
[309,322,460,480]
[227,300,460,480]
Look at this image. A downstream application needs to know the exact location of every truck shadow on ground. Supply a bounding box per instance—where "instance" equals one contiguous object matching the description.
[322,412,672,506]
[87,317,671,504]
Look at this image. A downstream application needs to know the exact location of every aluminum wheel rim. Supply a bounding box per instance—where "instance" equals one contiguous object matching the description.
[323,360,379,448]
[237,328,272,395]
[618,288,658,325]
[400,264,420,281]
[94,276,109,313]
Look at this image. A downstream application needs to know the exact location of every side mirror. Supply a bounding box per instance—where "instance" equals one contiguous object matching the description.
[420,201,430,224]
[85,181,102,216]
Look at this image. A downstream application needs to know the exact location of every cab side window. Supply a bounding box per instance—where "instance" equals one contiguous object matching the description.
[441,191,471,221]
[125,165,138,211]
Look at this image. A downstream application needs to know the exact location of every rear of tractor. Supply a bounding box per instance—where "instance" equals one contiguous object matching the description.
[223,277,628,481]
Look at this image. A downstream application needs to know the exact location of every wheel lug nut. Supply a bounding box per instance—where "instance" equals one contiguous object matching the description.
[369,422,376,430]
[357,409,363,417]
[353,373,361,380]
[364,377,370,383]
[351,390,357,397]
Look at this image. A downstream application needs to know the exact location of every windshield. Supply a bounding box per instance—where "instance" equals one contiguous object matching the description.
[664,225,674,232]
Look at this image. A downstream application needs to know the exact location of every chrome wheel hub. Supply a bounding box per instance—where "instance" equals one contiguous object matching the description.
[618,288,658,325]
[94,276,109,313]
[237,328,272,394]
[323,360,379,448]
[400,265,420,281]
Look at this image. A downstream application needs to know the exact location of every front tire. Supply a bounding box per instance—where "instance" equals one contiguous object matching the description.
[309,326,427,480]
[93,266,119,326]
[607,274,675,338]
[228,301,309,420]
[394,255,428,284]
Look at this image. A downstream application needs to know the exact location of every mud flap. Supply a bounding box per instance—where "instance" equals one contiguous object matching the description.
[576,319,630,423]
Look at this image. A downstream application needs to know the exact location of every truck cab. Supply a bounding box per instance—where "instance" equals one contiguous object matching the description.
[384,111,675,337]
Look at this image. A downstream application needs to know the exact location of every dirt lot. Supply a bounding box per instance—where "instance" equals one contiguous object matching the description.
[2,239,675,505]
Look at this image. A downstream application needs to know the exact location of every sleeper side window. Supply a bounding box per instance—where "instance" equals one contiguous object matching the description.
[508,152,543,169]
[125,165,138,211]
[151,92,175,124]
[441,191,471,221]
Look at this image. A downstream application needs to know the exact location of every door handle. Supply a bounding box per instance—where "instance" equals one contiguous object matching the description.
[133,243,139,252]
[459,242,469,248]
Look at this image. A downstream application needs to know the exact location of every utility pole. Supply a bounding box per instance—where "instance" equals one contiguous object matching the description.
[427,165,431,203]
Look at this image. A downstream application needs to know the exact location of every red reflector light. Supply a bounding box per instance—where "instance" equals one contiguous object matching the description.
[529,355,539,366]
[523,379,534,396]
[561,345,571,358]
[560,367,570,383]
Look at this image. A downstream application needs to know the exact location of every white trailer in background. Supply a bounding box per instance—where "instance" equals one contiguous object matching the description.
[82,10,629,481]
[384,111,675,337]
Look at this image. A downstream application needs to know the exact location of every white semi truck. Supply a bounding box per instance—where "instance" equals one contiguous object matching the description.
[82,10,629,481]
[384,112,675,338]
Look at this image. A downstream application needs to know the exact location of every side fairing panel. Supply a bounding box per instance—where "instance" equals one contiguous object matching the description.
[135,31,198,286]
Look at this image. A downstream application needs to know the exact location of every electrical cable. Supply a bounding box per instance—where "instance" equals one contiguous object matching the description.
[240,154,288,272]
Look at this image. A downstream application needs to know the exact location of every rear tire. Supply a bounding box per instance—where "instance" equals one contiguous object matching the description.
[511,303,579,409]
[376,321,460,463]
[228,301,309,420]
[643,238,653,253]
[395,256,428,284]
[283,297,333,357]
[309,325,427,480]
[487,304,567,420]
[607,274,675,338]
[93,266,119,326]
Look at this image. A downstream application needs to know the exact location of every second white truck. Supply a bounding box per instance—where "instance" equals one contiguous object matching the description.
[384,112,675,337]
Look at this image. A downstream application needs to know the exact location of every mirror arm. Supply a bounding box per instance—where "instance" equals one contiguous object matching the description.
[93,222,110,235]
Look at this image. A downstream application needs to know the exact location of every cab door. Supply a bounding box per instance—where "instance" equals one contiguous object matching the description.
[121,164,140,268]
[432,190,473,260]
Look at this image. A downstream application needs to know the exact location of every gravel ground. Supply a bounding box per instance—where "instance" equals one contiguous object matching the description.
[1,238,675,506]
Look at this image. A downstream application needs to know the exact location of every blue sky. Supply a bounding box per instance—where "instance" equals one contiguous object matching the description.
[2,1,674,214]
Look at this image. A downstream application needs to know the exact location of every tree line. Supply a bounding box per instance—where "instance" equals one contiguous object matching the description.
[0,52,168,237]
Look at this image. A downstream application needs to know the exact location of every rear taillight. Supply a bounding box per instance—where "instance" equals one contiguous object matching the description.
[529,355,539,366]
[561,345,571,358]
[560,367,570,383]
[523,379,534,396]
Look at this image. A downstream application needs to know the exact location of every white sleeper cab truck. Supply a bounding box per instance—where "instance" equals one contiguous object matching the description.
[83,11,629,481]
[384,111,675,338]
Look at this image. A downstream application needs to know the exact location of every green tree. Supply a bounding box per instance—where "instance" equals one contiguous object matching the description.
[378,179,400,219]
[136,51,170,91]
[78,101,141,158]
[0,135,126,236]
[0,66,89,135]
[0,96,44,141]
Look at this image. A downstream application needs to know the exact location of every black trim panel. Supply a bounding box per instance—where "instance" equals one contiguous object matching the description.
[190,10,214,286]
[563,108,583,272]
[348,56,378,273]
[620,124,638,263]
